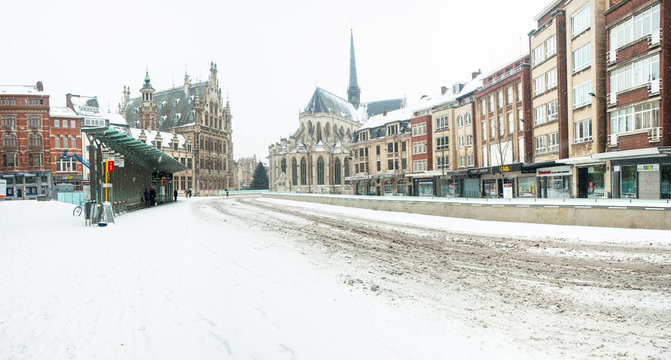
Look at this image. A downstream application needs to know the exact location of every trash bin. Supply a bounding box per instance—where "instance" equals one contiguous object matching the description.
[84,201,96,226]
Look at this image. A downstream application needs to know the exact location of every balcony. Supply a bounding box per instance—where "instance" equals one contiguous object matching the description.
[648,127,662,142]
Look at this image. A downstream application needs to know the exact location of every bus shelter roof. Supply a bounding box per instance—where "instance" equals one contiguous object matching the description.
[82,127,187,174]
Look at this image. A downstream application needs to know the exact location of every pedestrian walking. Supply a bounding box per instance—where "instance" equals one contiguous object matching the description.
[144,188,150,207]
[174,189,178,202]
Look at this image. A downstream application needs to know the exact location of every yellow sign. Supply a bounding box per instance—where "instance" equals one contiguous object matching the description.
[499,165,510,172]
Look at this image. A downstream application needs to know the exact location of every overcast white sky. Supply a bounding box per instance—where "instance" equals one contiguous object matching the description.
[1,0,545,160]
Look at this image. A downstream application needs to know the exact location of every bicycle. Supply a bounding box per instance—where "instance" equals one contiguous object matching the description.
[73,203,83,217]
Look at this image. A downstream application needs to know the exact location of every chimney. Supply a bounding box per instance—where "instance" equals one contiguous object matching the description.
[471,69,481,79]
[36,81,44,92]
[66,93,73,110]
[441,86,447,95]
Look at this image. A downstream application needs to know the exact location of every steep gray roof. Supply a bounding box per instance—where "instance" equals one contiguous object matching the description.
[363,99,404,118]
[123,83,208,129]
[304,87,360,122]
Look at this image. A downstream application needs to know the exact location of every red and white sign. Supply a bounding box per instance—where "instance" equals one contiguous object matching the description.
[107,160,115,173]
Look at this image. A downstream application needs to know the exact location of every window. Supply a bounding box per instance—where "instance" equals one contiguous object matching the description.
[387,159,394,170]
[611,4,662,49]
[334,158,341,185]
[413,141,427,154]
[55,136,60,148]
[548,133,559,152]
[387,124,398,135]
[490,119,496,139]
[401,158,407,169]
[489,95,495,112]
[573,43,591,73]
[2,135,17,149]
[376,161,381,171]
[63,119,69,128]
[507,113,514,133]
[413,160,427,172]
[535,105,546,125]
[28,134,42,148]
[459,155,465,167]
[412,123,426,136]
[71,119,76,128]
[53,119,59,128]
[402,142,406,152]
[547,101,558,122]
[466,135,473,146]
[545,35,556,57]
[610,54,659,94]
[355,163,359,173]
[57,158,76,172]
[387,142,394,153]
[458,136,464,148]
[300,158,307,185]
[533,75,545,96]
[28,153,41,167]
[465,113,471,125]
[436,116,449,130]
[1,115,15,128]
[573,81,592,109]
[507,87,513,105]
[517,83,522,101]
[436,136,449,150]
[376,145,380,155]
[27,115,41,128]
[572,4,591,38]
[535,136,547,154]
[3,153,17,167]
[481,121,487,139]
[518,109,524,129]
[574,118,593,143]
[436,155,449,169]
[467,154,474,167]
[457,116,464,127]
[317,157,324,185]
[533,45,545,66]
[546,68,557,90]
[481,99,486,114]
[498,115,504,136]
[610,102,659,135]
[497,91,503,109]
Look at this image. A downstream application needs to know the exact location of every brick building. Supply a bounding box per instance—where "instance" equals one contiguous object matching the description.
[49,107,84,190]
[0,82,53,199]
[601,0,671,199]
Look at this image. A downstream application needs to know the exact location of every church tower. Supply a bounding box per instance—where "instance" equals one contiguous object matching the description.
[138,70,158,130]
[347,29,361,109]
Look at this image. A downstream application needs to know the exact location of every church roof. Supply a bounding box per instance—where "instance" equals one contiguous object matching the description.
[361,98,404,119]
[123,83,208,129]
[303,87,360,122]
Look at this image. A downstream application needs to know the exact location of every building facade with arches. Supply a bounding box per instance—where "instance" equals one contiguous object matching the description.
[268,88,360,194]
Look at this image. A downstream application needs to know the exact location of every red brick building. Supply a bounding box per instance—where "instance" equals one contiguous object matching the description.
[410,114,432,195]
[49,107,84,190]
[0,82,53,199]
[604,0,671,199]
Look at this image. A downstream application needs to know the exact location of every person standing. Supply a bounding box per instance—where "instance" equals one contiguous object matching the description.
[149,186,156,206]
[174,189,178,202]
[144,188,150,207]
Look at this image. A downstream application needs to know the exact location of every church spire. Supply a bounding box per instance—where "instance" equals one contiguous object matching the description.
[347,29,361,109]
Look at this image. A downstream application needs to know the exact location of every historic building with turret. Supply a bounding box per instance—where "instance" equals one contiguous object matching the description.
[121,62,234,196]
[268,31,405,194]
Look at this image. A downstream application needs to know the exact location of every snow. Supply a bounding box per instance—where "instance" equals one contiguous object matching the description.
[0,197,669,359]
[0,85,43,95]
[129,127,186,149]
[49,106,80,119]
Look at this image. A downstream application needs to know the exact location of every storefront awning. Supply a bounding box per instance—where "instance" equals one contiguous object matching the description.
[82,127,187,174]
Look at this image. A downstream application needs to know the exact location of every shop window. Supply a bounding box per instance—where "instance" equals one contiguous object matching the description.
[621,165,638,198]
[661,165,671,199]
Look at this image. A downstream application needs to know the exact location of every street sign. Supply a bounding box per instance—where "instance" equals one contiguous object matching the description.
[0,179,6,198]
[107,160,115,173]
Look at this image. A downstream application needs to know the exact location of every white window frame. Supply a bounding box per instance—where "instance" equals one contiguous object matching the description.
[573,43,591,73]
[572,4,591,38]
[609,54,659,94]
[534,105,547,125]
[535,136,547,154]
[533,75,545,96]
[547,133,559,152]
[546,68,557,90]
[610,101,659,135]
[573,81,592,109]
[545,35,556,58]
[574,118,593,143]
[547,100,558,122]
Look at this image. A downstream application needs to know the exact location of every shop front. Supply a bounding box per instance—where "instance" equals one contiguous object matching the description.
[0,172,52,200]
[438,176,460,197]
[517,176,536,198]
[577,164,607,198]
[536,165,572,199]
[611,159,671,200]
[413,177,435,197]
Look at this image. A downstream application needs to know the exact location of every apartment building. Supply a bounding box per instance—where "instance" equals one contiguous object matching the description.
[601,0,671,199]
[0,82,53,200]
[49,107,84,190]
[351,108,413,196]
[474,56,533,198]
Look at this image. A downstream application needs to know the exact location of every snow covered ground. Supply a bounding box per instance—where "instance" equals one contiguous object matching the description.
[0,196,669,359]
